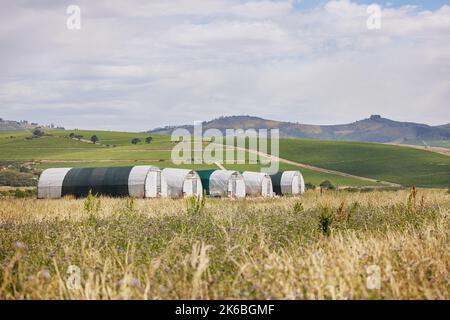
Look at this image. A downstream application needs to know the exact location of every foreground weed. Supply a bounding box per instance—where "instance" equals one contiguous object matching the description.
[124,197,136,213]
[293,201,304,214]
[407,186,417,213]
[187,192,206,215]
[335,201,346,222]
[319,205,334,237]
[347,201,359,224]
[84,190,101,222]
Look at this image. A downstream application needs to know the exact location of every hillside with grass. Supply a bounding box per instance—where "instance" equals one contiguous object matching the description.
[280,139,450,188]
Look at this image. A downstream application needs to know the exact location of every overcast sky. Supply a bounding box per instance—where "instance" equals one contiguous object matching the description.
[1,0,449,131]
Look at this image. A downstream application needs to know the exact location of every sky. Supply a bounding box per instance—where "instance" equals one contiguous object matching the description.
[0,0,449,131]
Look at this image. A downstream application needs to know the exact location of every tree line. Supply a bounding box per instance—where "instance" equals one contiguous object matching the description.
[66,132,153,145]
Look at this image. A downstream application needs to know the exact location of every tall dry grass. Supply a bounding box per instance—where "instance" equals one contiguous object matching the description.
[0,189,448,300]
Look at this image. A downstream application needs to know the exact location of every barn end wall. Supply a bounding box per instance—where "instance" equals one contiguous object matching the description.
[38,168,73,199]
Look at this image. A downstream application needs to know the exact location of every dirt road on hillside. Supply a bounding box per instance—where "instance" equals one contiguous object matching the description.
[385,143,450,156]
[219,144,402,187]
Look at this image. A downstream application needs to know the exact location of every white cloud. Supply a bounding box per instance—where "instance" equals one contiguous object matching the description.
[0,0,449,131]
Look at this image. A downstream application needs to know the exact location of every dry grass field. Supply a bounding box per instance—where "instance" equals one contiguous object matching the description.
[0,189,449,300]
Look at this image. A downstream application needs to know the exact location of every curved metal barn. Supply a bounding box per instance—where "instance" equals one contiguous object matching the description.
[242,171,274,197]
[270,171,305,196]
[37,168,73,199]
[198,170,246,198]
[160,168,203,198]
[37,166,161,199]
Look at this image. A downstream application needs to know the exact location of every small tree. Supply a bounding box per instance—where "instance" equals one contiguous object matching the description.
[131,138,141,145]
[90,135,99,144]
[75,134,83,141]
[145,136,153,144]
[69,133,75,139]
[32,129,44,138]
[320,180,335,190]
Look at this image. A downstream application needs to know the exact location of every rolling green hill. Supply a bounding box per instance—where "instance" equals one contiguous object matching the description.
[0,129,448,188]
[280,139,450,188]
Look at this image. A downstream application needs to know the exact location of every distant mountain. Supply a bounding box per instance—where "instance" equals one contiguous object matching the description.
[148,115,450,144]
[0,118,64,132]
[436,123,450,129]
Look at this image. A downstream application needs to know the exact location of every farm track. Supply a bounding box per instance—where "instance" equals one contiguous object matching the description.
[385,143,450,157]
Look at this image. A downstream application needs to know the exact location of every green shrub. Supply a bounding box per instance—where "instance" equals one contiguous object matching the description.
[320,180,335,190]
[305,182,316,190]
[131,138,141,145]
[90,135,99,144]
[32,129,45,138]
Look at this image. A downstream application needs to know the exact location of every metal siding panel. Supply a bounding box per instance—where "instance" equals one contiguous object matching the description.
[270,171,301,195]
[182,173,203,197]
[128,166,160,198]
[269,172,283,196]
[197,170,215,195]
[209,170,245,198]
[280,171,295,195]
[299,172,305,194]
[235,179,246,198]
[62,166,133,198]
[262,176,274,197]
[161,168,191,198]
[210,170,231,197]
[243,172,272,197]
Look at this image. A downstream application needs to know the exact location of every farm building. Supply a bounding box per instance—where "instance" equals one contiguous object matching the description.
[270,171,305,196]
[38,166,161,199]
[160,168,203,198]
[242,171,274,197]
[198,170,246,198]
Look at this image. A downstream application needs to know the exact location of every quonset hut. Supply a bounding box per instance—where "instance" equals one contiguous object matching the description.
[38,166,161,199]
[242,171,274,197]
[197,170,246,198]
[270,171,305,196]
[160,168,203,198]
